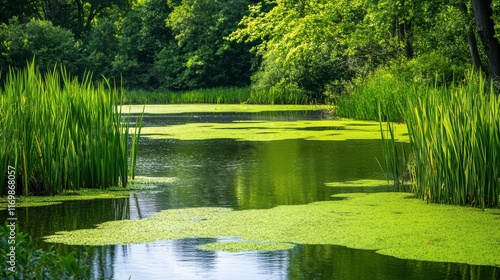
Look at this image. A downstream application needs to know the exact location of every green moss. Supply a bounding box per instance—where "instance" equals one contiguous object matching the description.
[198,241,295,252]
[122,104,326,114]
[140,120,408,142]
[44,193,500,267]
[0,176,175,210]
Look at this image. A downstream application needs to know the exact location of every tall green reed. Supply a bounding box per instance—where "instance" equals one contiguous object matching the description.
[404,72,500,207]
[336,72,421,122]
[378,104,410,192]
[0,63,142,195]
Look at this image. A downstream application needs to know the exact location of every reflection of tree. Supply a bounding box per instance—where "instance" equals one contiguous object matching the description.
[92,245,117,280]
[172,238,218,270]
[0,198,130,279]
[5,198,130,249]
[235,139,391,209]
[139,135,405,210]
[254,250,290,277]
[141,138,242,209]
[287,244,500,280]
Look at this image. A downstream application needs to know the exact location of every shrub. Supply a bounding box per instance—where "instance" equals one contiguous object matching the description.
[0,222,89,279]
[3,18,82,75]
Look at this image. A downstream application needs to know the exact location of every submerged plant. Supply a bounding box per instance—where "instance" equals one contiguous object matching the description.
[0,62,142,195]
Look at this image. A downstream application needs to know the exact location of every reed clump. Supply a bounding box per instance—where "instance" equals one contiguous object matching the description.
[0,63,141,195]
[405,72,500,207]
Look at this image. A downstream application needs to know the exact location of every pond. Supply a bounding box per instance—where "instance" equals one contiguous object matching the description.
[4,106,500,279]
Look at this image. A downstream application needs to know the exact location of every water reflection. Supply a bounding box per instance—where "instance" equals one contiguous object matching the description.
[1,198,130,248]
[135,137,393,211]
[84,241,499,280]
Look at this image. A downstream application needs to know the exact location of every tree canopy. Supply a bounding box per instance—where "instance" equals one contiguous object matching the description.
[0,0,499,98]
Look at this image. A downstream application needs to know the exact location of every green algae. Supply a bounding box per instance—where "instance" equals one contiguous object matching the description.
[140,120,409,142]
[44,192,500,267]
[0,176,175,210]
[122,104,326,114]
[197,241,296,252]
[325,179,391,188]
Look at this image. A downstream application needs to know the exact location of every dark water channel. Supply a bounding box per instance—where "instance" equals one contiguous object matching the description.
[7,110,500,279]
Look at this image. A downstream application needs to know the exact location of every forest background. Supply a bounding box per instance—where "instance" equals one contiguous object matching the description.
[0,0,499,105]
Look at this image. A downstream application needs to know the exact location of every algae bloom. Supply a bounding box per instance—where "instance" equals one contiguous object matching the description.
[44,192,500,267]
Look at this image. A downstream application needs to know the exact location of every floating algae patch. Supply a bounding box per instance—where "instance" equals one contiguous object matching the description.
[198,241,295,252]
[0,176,175,210]
[44,193,500,266]
[139,120,408,142]
[325,179,391,188]
[122,104,326,114]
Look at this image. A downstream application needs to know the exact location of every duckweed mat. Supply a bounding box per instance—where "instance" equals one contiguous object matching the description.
[44,192,500,267]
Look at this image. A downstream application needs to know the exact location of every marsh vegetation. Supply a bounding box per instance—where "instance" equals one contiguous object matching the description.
[0,64,141,195]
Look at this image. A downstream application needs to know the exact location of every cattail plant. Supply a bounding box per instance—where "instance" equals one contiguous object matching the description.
[0,63,142,195]
[404,71,500,207]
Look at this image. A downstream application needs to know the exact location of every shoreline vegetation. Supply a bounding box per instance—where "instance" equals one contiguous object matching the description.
[122,87,331,105]
[336,70,500,208]
[0,63,142,196]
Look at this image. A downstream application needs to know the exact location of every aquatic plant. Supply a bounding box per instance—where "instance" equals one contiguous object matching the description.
[198,241,295,252]
[44,192,500,266]
[378,104,411,192]
[404,72,500,207]
[137,119,408,142]
[0,63,142,195]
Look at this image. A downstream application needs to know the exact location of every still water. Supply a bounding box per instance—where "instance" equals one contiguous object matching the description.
[9,110,500,279]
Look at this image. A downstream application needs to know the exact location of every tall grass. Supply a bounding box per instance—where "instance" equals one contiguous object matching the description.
[336,72,423,122]
[247,86,311,104]
[123,87,251,104]
[378,105,410,192]
[123,86,314,105]
[0,63,141,195]
[405,72,500,207]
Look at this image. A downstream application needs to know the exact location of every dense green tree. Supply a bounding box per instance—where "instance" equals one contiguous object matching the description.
[0,0,38,24]
[110,0,174,89]
[1,0,498,95]
[72,0,130,38]
[83,19,119,80]
[1,19,82,74]
[230,0,366,101]
[166,0,254,89]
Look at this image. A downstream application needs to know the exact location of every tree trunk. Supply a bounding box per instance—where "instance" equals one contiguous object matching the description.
[470,0,500,80]
[74,0,84,39]
[458,2,484,71]
[397,19,414,59]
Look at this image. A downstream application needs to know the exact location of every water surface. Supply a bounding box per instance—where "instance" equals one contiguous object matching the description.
[5,110,499,279]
